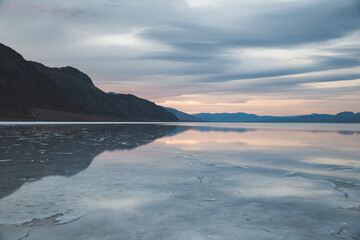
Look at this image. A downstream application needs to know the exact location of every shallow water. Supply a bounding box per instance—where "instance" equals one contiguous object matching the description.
[0,123,359,240]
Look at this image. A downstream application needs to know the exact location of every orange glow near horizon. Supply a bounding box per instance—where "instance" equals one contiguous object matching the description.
[97,83,360,115]
[96,80,360,116]
[158,99,360,115]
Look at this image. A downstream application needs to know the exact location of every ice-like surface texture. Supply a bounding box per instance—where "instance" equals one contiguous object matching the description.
[0,123,359,239]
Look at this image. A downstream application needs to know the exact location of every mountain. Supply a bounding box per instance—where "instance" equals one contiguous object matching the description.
[0,43,88,120]
[193,112,360,123]
[194,112,261,122]
[0,42,178,121]
[163,107,202,121]
[30,62,178,122]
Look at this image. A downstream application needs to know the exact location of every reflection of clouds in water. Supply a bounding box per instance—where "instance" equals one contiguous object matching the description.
[159,130,310,147]
[162,139,201,145]
[301,157,360,167]
[84,192,170,211]
[0,123,359,239]
[1,151,359,239]
[224,176,335,198]
[156,127,360,153]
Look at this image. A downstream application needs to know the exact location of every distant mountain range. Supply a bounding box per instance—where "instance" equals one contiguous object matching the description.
[163,107,202,122]
[1,42,358,123]
[193,112,360,123]
[0,43,178,121]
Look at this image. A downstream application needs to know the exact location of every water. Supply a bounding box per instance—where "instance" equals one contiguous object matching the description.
[0,123,359,240]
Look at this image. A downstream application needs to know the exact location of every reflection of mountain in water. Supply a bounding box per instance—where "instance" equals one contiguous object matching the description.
[337,130,360,135]
[168,125,360,136]
[0,124,176,199]
[1,124,359,200]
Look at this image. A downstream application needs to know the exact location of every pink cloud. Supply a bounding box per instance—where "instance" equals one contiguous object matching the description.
[0,4,83,16]
[25,5,83,16]
[0,5,15,12]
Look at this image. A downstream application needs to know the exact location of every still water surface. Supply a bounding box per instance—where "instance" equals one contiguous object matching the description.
[0,123,359,239]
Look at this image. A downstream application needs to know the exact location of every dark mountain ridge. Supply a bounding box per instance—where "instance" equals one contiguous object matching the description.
[0,43,178,121]
[193,111,360,123]
[31,61,177,121]
[0,43,87,119]
[163,107,202,121]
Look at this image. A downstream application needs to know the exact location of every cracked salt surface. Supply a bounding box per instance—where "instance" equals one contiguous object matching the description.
[0,123,359,240]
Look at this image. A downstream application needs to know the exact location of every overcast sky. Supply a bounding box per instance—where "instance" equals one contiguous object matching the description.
[1,0,359,115]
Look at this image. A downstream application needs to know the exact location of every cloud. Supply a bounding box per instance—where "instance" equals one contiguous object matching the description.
[141,0,360,48]
[0,0,359,114]
[200,56,360,83]
[24,5,84,16]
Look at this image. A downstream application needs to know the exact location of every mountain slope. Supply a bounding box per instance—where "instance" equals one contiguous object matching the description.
[0,43,87,119]
[0,42,178,121]
[31,62,178,121]
[193,112,360,123]
[164,107,202,121]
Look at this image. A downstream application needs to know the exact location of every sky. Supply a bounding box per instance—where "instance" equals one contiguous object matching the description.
[0,0,360,115]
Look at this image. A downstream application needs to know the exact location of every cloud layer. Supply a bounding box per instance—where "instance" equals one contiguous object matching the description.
[0,0,359,114]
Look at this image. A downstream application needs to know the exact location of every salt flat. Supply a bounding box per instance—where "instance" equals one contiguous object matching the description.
[0,123,359,240]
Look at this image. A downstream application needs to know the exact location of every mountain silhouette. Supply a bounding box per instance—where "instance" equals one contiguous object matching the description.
[163,107,202,121]
[0,43,177,122]
[31,62,178,121]
[193,111,360,123]
[0,43,87,120]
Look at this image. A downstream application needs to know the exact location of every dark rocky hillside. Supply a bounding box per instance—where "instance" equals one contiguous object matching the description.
[164,107,202,121]
[0,42,178,121]
[0,43,87,119]
[31,62,178,121]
